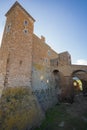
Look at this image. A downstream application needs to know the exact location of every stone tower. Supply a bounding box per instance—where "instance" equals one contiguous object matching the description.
[1,1,35,87]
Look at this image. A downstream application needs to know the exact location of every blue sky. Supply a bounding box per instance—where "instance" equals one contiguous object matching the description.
[0,0,87,65]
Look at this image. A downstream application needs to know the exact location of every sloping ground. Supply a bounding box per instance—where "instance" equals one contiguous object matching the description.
[32,94,87,130]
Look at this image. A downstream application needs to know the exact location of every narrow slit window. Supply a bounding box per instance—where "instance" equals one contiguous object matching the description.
[23,29,28,34]
[48,50,51,56]
[6,24,11,33]
[20,60,22,65]
[24,20,28,26]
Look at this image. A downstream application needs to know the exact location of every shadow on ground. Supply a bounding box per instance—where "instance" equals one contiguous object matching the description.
[31,94,87,130]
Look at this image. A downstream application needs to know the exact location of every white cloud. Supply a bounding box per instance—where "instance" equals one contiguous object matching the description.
[75,59,87,65]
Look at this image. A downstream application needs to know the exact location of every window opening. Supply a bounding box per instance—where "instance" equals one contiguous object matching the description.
[23,29,28,34]
[24,20,28,26]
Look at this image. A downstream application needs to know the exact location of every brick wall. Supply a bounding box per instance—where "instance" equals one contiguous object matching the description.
[58,51,71,66]
[32,34,58,67]
[32,34,59,110]
[1,3,34,87]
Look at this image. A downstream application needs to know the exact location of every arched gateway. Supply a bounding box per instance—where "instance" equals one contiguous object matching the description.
[71,69,87,96]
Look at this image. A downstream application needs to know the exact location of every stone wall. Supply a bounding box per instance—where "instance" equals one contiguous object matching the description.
[32,34,59,111]
[0,1,87,129]
[1,3,34,87]
[32,34,58,67]
[32,66,59,111]
[0,86,45,130]
[58,51,71,66]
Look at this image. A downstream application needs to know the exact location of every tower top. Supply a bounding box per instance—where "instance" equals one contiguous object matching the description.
[5,1,35,22]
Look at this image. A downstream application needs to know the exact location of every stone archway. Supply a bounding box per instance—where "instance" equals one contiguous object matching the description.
[52,70,64,89]
[52,70,59,88]
[71,69,87,96]
[52,70,62,102]
[52,70,74,103]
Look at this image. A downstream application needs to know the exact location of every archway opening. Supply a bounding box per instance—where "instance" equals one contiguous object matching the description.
[53,70,59,75]
[52,70,59,83]
[73,77,83,91]
[81,79,87,96]
[72,70,87,96]
[52,69,60,89]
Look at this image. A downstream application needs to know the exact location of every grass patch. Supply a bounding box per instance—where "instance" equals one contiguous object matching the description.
[33,103,87,130]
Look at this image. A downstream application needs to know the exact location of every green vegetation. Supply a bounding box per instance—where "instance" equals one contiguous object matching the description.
[33,103,87,130]
[0,87,43,130]
[0,86,87,130]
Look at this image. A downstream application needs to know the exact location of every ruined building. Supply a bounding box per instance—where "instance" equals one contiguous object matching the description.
[0,1,87,129]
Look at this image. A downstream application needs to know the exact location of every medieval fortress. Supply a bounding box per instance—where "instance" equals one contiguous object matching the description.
[0,1,87,129]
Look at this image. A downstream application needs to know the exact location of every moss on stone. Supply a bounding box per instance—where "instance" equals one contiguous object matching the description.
[0,87,44,130]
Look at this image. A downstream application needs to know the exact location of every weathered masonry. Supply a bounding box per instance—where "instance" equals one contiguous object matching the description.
[0,1,87,129]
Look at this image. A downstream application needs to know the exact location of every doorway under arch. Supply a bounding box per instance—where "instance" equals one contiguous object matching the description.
[71,69,87,96]
[52,70,60,87]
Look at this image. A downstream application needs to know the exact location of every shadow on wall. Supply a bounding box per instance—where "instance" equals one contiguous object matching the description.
[53,70,74,104]
[32,69,60,112]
